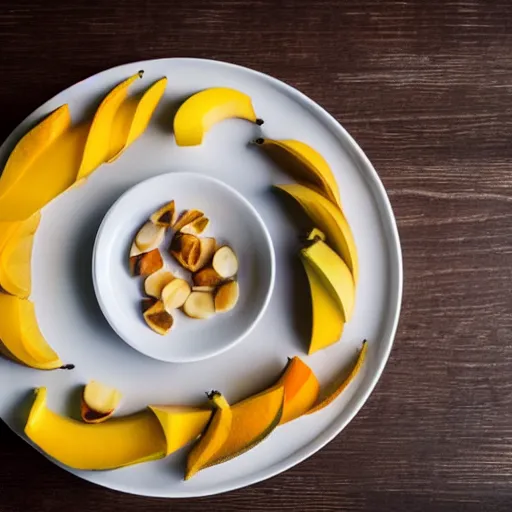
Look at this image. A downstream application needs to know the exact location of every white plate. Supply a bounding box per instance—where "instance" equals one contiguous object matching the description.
[93,172,275,363]
[0,58,402,498]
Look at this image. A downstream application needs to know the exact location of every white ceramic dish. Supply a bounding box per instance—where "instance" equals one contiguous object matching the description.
[93,172,275,363]
[0,58,402,498]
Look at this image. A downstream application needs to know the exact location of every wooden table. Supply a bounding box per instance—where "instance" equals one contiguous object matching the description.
[1,1,511,510]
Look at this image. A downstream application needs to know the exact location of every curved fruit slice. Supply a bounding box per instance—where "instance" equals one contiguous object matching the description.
[301,240,355,322]
[77,71,143,180]
[149,404,213,456]
[193,266,223,287]
[0,293,62,370]
[81,380,122,424]
[185,392,232,480]
[144,269,175,299]
[25,388,166,470]
[135,221,165,252]
[162,278,191,311]
[143,300,173,335]
[214,280,239,313]
[205,386,284,470]
[0,105,71,198]
[308,341,368,414]
[150,200,176,228]
[108,77,168,162]
[276,183,358,282]
[212,246,238,278]
[174,88,262,146]
[255,138,341,207]
[0,235,34,298]
[275,357,319,424]
[183,291,215,320]
[130,248,163,277]
[173,210,204,232]
[303,259,344,354]
[180,216,209,236]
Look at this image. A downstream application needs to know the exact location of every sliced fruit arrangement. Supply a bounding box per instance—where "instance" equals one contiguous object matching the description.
[81,380,122,424]
[173,87,263,146]
[0,72,167,222]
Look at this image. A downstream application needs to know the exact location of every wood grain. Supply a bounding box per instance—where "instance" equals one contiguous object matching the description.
[1,0,512,510]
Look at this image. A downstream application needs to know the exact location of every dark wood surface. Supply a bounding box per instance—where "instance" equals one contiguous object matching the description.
[1,0,512,510]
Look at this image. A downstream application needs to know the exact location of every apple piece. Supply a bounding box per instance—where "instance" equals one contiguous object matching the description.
[180,216,209,235]
[144,269,174,298]
[193,266,223,287]
[150,200,176,228]
[183,291,215,320]
[161,278,191,311]
[81,380,122,424]
[143,300,173,335]
[170,234,200,270]
[212,246,238,278]
[214,281,239,313]
[129,242,142,257]
[135,221,165,252]
[188,237,216,273]
[173,210,204,232]
[130,249,163,277]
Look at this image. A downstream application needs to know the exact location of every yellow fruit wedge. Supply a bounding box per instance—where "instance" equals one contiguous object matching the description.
[81,380,123,424]
[25,388,167,470]
[276,183,359,283]
[185,392,232,480]
[108,77,168,162]
[76,71,143,180]
[303,259,345,354]
[308,341,368,414]
[301,240,355,322]
[0,105,71,198]
[174,87,262,146]
[274,356,320,424]
[149,404,212,456]
[0,235,34,298]
[0,293,62,370]
[256,138,341,207]
[204,386,284,470]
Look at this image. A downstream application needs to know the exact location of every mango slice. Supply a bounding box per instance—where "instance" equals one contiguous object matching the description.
[149,405,213,456]
[308,341,368,414]
[205,386,284,470]
[25,388,166,470]
[275,356,319,424]
[303,258,344,354]
[186,392,232,480]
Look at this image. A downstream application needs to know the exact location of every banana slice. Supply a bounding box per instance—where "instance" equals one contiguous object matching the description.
[215,281,239,313]
[173,210,204,232]
[193,266,223,287]
[180,217,210,236]
[81,380,122,424]
[135,221,165,252]
[183,292,215,320]
[192,286,215,292]
[144,269,175,298]
[150,200,177,228]
[212,246,238,278]
[162,278,191,312]
[130,249,163,277]
[143,300,174,335]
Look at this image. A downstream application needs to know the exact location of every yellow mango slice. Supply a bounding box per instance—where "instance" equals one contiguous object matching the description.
[149,404,212,456]
[25,388,166,470]
[0,105,71,198]
[205,386,284,469]
[76,71,143,180]
[274,356,320,424]
[303,259,345,354]
[108,77,168,162]
[0,293,62,370]
[185,392,232,480]
[308,341,368,414]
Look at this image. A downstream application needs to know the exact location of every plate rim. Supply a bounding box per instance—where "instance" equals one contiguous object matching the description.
[0,57,403,498]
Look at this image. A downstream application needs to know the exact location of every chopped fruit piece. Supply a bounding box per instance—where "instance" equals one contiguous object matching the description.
[143,300,173,335]
[183,291,215,319]
[188,237,216,273]
[173,210,204,232]
[180,216,210,235]
[130,249,163,277]
[185,392,232,480]
[192,286,215,292]
[135,221,165,252]
[193,266,223,287]
[212,246,238,278]
[129,242,142,258]
[150,200,176,227]
[141,297,157,313]
[144,269,174,299]
[215,281,239,313]
[81,380,122,424]
[161,278,191,311]
[170,234,200,271]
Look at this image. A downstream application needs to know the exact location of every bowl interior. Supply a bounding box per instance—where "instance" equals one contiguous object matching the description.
[93,172,275,363]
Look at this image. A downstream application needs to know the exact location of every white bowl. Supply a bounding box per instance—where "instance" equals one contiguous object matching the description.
[92,172,275,363]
